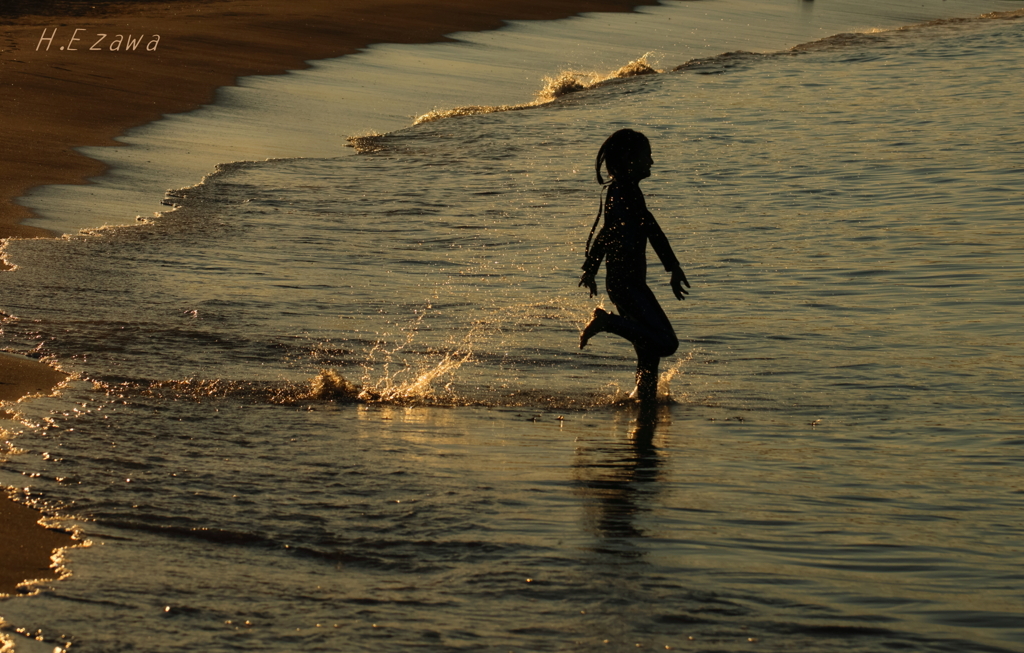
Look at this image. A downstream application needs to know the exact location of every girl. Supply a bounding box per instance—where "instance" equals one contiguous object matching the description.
[579,129,690,403]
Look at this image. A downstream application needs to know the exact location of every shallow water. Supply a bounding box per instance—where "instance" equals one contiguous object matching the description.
[2,4,1024,653]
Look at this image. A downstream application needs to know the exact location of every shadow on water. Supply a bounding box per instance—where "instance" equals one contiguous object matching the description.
[573,404,666,553]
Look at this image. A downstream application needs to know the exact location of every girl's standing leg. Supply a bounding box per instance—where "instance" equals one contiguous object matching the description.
[633,349,660,403]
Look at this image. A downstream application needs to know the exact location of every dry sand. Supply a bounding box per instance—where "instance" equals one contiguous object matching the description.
[0,0,652,606]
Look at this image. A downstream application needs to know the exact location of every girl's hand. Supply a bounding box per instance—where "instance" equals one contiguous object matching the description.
[579,271,598,297]
[671,268,690,300]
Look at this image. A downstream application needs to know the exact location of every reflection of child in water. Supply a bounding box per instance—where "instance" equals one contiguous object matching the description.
[579,129,690,403]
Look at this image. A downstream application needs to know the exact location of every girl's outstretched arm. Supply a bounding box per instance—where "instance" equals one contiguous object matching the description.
[670,267,690,300]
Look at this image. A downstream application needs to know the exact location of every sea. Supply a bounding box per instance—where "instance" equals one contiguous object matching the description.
[2,1,1023,651]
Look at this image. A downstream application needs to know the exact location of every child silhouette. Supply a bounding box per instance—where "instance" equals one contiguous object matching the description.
[579,129,690,403]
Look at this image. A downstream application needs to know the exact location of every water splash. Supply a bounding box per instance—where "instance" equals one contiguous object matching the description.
[657,349,695,403]
[356,349,473,404]
[587,348,696,407]
[352,304,479,404]
[303,369,361,401]
[345,132,387,154]
[85,294,691,410]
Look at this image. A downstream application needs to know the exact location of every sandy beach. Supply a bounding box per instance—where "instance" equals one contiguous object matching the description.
[0,0,655,611]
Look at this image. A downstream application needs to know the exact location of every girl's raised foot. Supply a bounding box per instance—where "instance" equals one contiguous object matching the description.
[580,308,610,349]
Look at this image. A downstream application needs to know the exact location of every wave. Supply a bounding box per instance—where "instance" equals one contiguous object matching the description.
[413,52,658,124]
[346,7,1024,146]
[345,54,659,153]
[677,8,1023,73]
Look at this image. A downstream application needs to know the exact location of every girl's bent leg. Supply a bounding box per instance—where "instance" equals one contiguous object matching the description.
[580,307,611,349]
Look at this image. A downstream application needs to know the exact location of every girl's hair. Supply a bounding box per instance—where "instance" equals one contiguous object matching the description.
[595,128,650,184]
[585,129,650,256]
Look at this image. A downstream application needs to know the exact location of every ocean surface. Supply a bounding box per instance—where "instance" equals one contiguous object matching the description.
[2,1,1024,651]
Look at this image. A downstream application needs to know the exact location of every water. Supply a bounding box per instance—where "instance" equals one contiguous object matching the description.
[15,0,1019,233]
[3,3,1024,652]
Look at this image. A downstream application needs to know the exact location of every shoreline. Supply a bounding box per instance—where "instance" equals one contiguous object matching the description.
[0,0,656,243]
[0,351,67,415]
[0,0,653,605]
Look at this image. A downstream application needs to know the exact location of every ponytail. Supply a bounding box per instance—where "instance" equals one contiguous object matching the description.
[586,129,648,256]
[583,189,606,257]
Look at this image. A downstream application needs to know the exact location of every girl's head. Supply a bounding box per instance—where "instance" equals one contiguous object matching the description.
[595,129,652,184]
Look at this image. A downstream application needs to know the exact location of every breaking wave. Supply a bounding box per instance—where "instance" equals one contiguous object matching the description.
[346,7,1024,143]
[344,53,661,148]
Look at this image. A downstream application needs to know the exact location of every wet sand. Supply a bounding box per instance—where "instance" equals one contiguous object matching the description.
[1,352,71,596]
[0,351,67,410]
[0,495,76,597]
[0,0,653,607]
